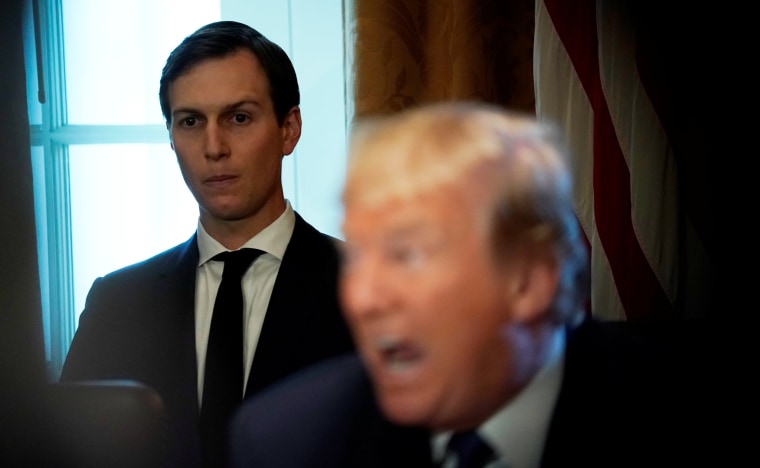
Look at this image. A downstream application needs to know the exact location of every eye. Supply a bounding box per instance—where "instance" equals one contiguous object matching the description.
[389,245,425,268]
[180,116,198,127]
[232,113,250,124]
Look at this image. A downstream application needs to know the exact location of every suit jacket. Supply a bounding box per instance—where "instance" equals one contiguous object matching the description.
[60,213,355,468]
[230,318,706,468]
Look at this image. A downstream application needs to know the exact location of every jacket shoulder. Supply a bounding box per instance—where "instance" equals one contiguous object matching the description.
[94,235,197,287]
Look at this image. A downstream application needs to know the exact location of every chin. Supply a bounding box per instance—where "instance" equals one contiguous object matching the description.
[377,391,432,427]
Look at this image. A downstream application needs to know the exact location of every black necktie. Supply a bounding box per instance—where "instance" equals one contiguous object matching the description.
[445,431,497,468]
[200,248,263,468]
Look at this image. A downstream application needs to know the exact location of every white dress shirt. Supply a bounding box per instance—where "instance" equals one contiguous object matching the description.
[194,201,295,405]
[432,328,566,468]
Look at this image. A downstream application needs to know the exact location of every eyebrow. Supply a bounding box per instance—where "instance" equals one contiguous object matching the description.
[172,99,263,118]
[224,99,262,112]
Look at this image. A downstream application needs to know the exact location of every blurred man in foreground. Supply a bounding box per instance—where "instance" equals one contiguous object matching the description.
[230,101,696,468]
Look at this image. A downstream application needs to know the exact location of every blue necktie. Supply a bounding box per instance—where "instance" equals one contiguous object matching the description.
[445,431,497,468]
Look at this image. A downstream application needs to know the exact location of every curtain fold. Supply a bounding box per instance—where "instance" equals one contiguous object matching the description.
[534,0,712,320]
[346,0,535,119]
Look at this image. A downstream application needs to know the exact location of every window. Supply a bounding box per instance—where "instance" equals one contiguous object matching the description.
[23,0,348,379]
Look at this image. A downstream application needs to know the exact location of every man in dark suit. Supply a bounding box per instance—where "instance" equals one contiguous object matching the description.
[230,102,702,467]
[60,21,354,468]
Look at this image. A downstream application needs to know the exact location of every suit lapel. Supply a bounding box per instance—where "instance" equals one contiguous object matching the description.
[158,234,203,413]
[244,213,347,396]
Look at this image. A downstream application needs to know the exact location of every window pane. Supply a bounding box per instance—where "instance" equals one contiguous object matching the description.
[30,146,50,357]
[62,0,221,125]
[69,144,198,320]
[289,0,346,239]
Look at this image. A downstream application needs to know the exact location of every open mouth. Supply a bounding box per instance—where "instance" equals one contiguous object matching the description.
[375,335,423,372]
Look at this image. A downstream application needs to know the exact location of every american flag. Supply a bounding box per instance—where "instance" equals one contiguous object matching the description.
[533,0,712,320]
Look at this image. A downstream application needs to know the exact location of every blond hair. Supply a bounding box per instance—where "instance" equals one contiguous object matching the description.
[344,101,588,324]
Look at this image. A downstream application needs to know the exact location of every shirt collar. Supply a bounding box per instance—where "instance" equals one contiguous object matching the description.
[431,327,566,468]
[481,326,565,468]
[196,200,296,266]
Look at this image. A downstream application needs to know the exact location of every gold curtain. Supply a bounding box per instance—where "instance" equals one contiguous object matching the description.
[345,0,536,120]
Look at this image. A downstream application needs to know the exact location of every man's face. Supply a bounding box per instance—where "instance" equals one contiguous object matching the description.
[168,48,300,235]
[340,182,517,430]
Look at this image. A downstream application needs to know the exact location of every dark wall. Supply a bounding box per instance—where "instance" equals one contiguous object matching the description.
[0,0,48,465]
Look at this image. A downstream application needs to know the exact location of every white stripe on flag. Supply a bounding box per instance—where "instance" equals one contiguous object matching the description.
[596,0,679,307]
[534,0,626,320]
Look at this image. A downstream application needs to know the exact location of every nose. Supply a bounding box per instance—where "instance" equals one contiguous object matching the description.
[204,123,229,160]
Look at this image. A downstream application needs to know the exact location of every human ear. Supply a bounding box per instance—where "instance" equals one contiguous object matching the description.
[507,258,560,323]
[281,106,302,156]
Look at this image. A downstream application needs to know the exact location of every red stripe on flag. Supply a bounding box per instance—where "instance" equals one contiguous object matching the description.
[543,0,673,320]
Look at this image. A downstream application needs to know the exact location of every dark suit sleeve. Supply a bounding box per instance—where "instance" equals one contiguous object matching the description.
[230,354,368,468]
[58,239,203,468]
[60,272,179,384]
[61,276,124,381]
[230,353,432,468]
[60,237,198,386]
